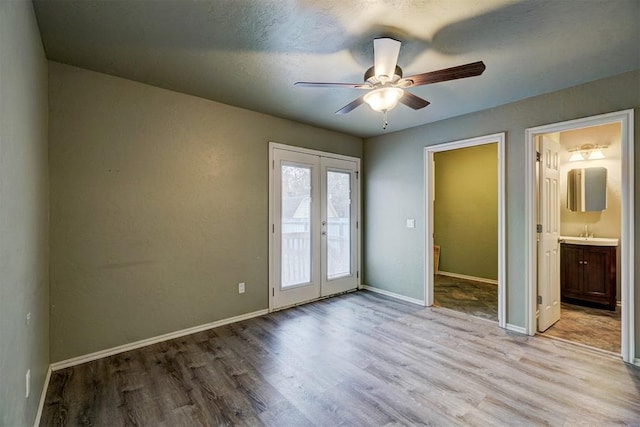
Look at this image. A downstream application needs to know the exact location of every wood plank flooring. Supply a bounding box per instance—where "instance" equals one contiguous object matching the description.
[40,291,640,426]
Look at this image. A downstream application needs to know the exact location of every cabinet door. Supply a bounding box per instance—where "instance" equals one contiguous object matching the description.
[582,247,612,299]
[561,244,583,297]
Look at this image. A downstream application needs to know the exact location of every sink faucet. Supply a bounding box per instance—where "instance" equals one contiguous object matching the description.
[581,224,594,238]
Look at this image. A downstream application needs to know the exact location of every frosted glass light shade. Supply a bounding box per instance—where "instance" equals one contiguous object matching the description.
[588,149,605,160]
[363,87,404,112]
[569,151,585,162]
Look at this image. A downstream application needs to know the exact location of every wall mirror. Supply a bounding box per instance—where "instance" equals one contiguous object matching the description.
[567,167,607,212]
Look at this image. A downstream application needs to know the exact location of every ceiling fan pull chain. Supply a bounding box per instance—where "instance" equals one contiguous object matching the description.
[382,110,388,130]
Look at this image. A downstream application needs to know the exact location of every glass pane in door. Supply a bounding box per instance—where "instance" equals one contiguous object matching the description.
[281,165,312,287]
[326,171,351,280]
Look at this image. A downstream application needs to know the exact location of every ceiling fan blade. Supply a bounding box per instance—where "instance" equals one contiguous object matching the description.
[335,97,364,115]
[399,92,430,110]
[294,82,369,89]
[404,61,486,87]
[374,38,401,80]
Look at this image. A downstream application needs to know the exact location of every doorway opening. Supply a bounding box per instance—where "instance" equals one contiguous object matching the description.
[269,143,361,311]
[525,110,635,363]
[424,133,506,328]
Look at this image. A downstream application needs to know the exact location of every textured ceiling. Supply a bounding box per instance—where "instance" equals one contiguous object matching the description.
[33,0,640,138]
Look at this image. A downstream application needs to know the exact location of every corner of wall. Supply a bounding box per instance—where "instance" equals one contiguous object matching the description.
[0,2,50,426]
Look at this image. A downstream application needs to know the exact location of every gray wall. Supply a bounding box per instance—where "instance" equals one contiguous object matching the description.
[0,1,50,425]
[49,62,362,362]
[363,70,639,347]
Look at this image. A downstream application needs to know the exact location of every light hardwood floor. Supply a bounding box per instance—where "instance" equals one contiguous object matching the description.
[41,291,640,426]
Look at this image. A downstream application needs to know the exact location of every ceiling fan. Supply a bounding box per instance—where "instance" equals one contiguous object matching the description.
[294,38,486,129]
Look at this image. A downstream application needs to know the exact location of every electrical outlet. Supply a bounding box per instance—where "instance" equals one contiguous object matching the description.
[238,282,245,294]
[25,369,30,398]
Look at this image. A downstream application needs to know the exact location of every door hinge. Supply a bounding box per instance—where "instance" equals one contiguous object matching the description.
[272,288,275,297]
[536,224,542,233]
[536,151,541,162]
[357,271,359,279]
[272,160,275,169]
[355,171,359,179]
[537,295,542,304]
[272,224,275,233]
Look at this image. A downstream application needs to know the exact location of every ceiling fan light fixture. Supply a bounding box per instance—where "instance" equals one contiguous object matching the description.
[363,87,404,112]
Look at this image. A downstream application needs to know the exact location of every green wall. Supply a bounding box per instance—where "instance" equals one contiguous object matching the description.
[48,62,362,362]
[0,1,50,425]
[363,69,640,343]
[434,144,498,280]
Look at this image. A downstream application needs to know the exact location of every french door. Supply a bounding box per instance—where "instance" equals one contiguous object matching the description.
[270,144,359,310]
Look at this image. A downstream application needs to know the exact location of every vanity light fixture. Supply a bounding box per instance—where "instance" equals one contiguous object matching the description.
[568,151,585,162]
[568,143,608,162]
[588,148,606,160]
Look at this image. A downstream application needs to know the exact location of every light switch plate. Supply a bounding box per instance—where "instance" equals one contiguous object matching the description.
[406,219,415,228]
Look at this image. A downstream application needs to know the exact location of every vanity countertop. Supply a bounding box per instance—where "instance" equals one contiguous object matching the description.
[560,236,619,247]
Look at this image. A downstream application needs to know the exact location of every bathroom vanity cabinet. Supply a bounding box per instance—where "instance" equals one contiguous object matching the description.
[560,243,616,310]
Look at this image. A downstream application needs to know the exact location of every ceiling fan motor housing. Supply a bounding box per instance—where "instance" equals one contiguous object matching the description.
[365,65,403,84]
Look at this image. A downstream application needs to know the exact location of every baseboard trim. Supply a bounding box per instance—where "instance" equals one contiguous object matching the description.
[437,271,498,285]
[270,288,358,312]
[506,323,527,334]
[33,365,52,427]
[362,285,426,306]
[634,358,640,367]
[50,309,269,371]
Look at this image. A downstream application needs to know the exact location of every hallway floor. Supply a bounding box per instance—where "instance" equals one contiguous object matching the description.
[433,274,498,322]
[434,274,621,353]
[541,302,621,354]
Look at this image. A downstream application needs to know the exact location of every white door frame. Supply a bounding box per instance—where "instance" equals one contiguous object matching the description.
[524,109,635,364]
[268,142,361,311]
[424,132,507,328]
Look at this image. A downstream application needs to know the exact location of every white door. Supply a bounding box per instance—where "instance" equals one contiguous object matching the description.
[272,150,321,309]
[538,135,561,332]
[271,146,359,310]
[321,157,358,296]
